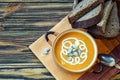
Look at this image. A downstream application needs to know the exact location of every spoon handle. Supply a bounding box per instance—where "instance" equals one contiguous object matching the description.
[93,62,103,74]
[115,64,120,69]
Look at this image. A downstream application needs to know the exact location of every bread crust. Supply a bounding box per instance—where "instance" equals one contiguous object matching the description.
[68,0,103,23]
[97,0,114,33]
[87,2,120,39]
[87,28,120,39]
[72,4,103,28]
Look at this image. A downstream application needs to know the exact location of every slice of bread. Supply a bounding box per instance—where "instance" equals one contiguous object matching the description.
[97,0,113,33]
[73,0,82,9]
[68,0,103,23]
[88,2,120,39]
[72,4,103,28]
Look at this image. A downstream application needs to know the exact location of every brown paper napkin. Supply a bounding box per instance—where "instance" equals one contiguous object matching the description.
[78,44,120,80]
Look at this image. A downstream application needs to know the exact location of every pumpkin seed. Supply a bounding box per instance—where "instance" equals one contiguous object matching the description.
[68,57,72,61]
[75,40,79,47]
[67,47,73,53]
[68,53,73,57]
[73,52,78,56]
[42,47,50,55]
[78,49,81,55]
[72,48,77,52]
[72,44,78,49]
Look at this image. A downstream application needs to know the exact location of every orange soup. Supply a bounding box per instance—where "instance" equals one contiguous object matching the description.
[53,29,97,72]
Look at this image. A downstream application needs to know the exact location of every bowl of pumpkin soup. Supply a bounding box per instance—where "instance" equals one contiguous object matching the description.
[45,29,98,72]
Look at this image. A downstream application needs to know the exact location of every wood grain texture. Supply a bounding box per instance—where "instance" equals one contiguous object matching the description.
[0,31,56,79]
[0,1,120,80]
[0,1,72,80]
[0,0,72,3]
[0,3,72,31]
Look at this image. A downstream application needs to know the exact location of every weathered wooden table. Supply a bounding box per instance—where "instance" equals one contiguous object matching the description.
[0,0,120,80]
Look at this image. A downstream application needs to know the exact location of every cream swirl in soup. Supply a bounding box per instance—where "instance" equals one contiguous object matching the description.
[60,37,88,65]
